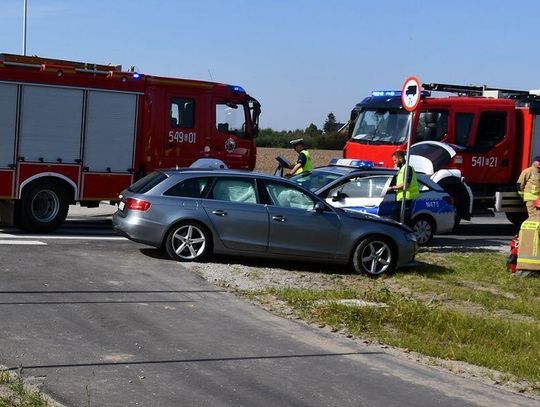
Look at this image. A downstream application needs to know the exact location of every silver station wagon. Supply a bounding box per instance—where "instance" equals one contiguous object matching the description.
[113,169,417,276]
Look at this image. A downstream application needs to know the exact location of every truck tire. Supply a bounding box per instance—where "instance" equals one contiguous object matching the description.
[18,181,70,233]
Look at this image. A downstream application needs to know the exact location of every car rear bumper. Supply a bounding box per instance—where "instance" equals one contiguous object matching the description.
[112,211,165,247]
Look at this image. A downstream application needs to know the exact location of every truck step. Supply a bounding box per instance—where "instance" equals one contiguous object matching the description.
[471,209,495,217]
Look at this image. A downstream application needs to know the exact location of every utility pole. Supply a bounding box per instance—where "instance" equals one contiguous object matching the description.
[22,0,28,55]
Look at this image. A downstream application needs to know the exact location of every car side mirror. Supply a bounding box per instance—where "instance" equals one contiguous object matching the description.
[314,202,326,212]
[332,191,346,202]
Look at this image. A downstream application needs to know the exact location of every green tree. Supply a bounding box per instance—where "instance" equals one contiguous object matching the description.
[323,112,337,133]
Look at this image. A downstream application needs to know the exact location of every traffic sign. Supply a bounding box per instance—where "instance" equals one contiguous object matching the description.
[401,76,421,112]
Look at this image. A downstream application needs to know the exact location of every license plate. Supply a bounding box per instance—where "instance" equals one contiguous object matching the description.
[118,201,125,211]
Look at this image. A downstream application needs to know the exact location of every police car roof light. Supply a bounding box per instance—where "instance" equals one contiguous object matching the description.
[329,158,374,169]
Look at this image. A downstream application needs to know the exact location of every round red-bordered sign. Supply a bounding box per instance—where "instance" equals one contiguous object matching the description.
[401,76,421,112]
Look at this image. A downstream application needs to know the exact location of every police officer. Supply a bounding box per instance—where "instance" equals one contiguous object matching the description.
[517,156,540,217]
[388,150,420,224]
[287,138,313,176]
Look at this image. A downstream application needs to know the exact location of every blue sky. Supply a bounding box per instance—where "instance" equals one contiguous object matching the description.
[1,0,539,130]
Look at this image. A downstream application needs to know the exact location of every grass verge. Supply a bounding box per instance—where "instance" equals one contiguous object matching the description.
[0,370,50,407]
[249,252,540,393]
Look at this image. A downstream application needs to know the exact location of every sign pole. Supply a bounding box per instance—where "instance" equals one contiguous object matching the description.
[400,76,421,224]
[400,112,413,223]
[22,0,28,56]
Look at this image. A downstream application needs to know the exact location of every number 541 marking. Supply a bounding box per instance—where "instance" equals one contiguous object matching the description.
[472,156,498,167]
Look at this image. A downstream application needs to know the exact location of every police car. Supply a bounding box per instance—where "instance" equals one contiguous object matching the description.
[289,158,456,245]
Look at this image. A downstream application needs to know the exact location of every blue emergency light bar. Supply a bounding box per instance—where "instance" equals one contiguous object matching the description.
[371,90,401,97]
[329,158,374,169]
[132,73,140,79]
[371,90,431,97]
[229,85,246,94]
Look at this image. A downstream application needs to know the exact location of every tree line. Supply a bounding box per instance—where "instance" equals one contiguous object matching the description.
[256,113,349,150]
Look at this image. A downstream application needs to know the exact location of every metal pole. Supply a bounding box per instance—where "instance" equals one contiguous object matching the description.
[22,0,28,55]
[400,112,413,223]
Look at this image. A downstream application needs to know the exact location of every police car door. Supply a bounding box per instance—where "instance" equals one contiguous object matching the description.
[326,175,392,215]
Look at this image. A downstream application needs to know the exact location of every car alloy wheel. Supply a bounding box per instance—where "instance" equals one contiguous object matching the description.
[352,236,395,276]
[166,223,210,261]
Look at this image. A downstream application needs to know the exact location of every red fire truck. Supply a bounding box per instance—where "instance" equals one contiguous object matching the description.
[0,53,261,232]
[343,84,540,226]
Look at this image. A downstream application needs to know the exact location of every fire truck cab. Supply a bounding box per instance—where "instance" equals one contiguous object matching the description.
[0,53,260,232]
[343,84,540,225]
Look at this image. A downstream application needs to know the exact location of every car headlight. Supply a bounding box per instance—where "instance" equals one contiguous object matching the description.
[406,232,417,242]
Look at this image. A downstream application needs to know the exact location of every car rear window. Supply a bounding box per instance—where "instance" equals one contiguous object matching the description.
[128,171,168,193]
[164,177,210,198]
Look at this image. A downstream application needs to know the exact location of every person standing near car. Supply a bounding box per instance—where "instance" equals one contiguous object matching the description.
[287,138,313,176]
[516,196,540,276]
[388,150,419,224]
[517,156,540,217]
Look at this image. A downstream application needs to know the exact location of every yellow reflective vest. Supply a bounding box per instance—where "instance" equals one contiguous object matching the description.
[517,166,540,201]
[396,165,420,201]
[517,218,540,271]
[294,150,313,175]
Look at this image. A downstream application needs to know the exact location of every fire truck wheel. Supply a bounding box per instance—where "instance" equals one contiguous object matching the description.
[411,216,435,246]
[19,181,69,233]
[352,235,396,277]
[165,222,212,262]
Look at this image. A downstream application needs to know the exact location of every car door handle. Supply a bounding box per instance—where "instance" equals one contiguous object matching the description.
[212,210,227,216]
[272,215,286,222]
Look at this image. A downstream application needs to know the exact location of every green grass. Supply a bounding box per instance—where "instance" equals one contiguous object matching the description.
[253,252,540,392]
[0,370,50,407]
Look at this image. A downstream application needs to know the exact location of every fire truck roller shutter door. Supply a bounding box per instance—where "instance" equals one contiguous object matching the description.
[20,86,83,163]
[84,91,137,173]
[0,83,17,168]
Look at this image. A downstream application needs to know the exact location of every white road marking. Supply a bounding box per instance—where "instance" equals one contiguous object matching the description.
[0,240,46,245]
[0,235,126,241]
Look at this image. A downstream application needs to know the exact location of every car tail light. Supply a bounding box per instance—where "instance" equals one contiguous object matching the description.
[125,197,151,211]
[443,195,454,206]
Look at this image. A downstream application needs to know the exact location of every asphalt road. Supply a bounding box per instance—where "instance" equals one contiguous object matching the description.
[430,213,517,252]
[0,207,534,407]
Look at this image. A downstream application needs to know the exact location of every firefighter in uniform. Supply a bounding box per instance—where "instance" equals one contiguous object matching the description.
[517,156,540,217]
[516,196,540,276]
[287,138,313,176]
[388,150,420,224]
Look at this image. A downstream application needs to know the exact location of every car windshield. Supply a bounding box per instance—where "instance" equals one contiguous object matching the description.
[350,109,409,145]
[216,102,247,136]
[290,170,342,192]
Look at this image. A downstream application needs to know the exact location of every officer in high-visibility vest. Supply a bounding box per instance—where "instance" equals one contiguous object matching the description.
[388,150,420,224]
[517,156,540,217]
[516,196,540,276]
[287,138,313,176]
